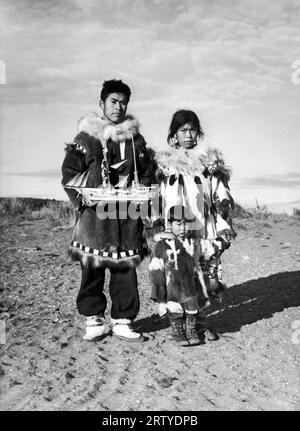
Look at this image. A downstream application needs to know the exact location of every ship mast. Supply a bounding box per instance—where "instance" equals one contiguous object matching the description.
[101,140,111,188]
[131,133,139,186]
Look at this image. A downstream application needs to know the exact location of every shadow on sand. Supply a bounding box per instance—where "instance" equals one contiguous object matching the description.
[133,313,170,334]
[133,271,300,335]
[208,270,300,334]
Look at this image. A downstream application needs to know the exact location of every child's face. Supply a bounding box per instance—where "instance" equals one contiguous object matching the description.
[171,220,185,236]
[175,122,198,149]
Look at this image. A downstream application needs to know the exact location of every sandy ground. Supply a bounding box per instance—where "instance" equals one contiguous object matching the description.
[0,215,300,411]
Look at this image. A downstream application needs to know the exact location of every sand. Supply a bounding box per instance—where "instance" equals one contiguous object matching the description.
[0,216,300,411]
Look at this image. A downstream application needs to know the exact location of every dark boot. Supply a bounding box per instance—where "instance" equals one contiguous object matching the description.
[168,313,189,347]
[205,328,219,341]
[186,314,203,346]
[196,314,219,342]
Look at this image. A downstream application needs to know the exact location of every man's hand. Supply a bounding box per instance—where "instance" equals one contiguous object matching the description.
[81,190,95,207]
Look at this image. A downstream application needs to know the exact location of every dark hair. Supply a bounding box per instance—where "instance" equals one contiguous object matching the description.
[168,205,196,222]
[100,79,131,102]
[167,109,204,145]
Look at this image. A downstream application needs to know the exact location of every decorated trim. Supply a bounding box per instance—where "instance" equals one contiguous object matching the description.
[74,142,87,154]
[200,261,222,281]
[71,240,141,259]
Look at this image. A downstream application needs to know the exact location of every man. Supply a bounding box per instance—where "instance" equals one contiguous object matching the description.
[61,79,156,342]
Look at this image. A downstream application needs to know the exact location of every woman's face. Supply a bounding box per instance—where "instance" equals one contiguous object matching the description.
[175,122,198,149]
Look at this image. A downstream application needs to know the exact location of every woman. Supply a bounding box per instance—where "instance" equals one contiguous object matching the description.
[149,110,236,346]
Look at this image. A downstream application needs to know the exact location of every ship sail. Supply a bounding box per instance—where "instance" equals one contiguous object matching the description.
[115,174,129,189]
[111,160,127,170]
[65,171,90,188]
[65,172,82,188]
[79,171,90,187]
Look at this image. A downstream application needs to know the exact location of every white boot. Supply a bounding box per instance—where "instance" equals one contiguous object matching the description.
[158,303,168,317]
[83,315,108,341]
[111,318,144,342]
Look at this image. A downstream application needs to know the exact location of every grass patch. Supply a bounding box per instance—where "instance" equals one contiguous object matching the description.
[1,197,298,228]
[0,197,75,226]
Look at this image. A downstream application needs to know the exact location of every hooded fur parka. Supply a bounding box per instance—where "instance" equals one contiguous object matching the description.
[149,139,236,309]
[61,112,157,269]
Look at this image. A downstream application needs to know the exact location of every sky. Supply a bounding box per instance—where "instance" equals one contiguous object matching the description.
[0,0,299,211]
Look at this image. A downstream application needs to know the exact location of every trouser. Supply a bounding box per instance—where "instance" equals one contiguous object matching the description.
[76,264,139,320]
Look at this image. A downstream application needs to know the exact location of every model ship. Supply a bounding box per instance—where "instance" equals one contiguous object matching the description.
[64,135,157,203]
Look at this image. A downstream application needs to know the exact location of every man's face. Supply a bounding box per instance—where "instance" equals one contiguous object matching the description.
[100,92,128,124]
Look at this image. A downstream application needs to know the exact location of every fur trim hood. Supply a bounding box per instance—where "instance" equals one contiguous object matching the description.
[77,111,140,143]
[156,138,231,181]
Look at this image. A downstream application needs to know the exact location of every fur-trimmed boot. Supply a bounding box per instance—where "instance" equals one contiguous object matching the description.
[83,315,109,341]
[111,318,144,343]
[185,313,203,346]
[196,313,219,342]
[168,313,189,347]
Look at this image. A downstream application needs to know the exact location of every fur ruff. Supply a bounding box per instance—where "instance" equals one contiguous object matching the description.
[156,138,231,180]
[68,246,142,269]
[77,112,140,143]
[111,318,132,325]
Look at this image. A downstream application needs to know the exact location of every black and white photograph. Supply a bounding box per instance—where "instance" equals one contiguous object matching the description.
[0,0,300,414]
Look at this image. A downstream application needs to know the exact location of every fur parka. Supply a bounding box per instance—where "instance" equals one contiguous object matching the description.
[149,138,236,308]
[152,139,235,238]
[61,112,157,269]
